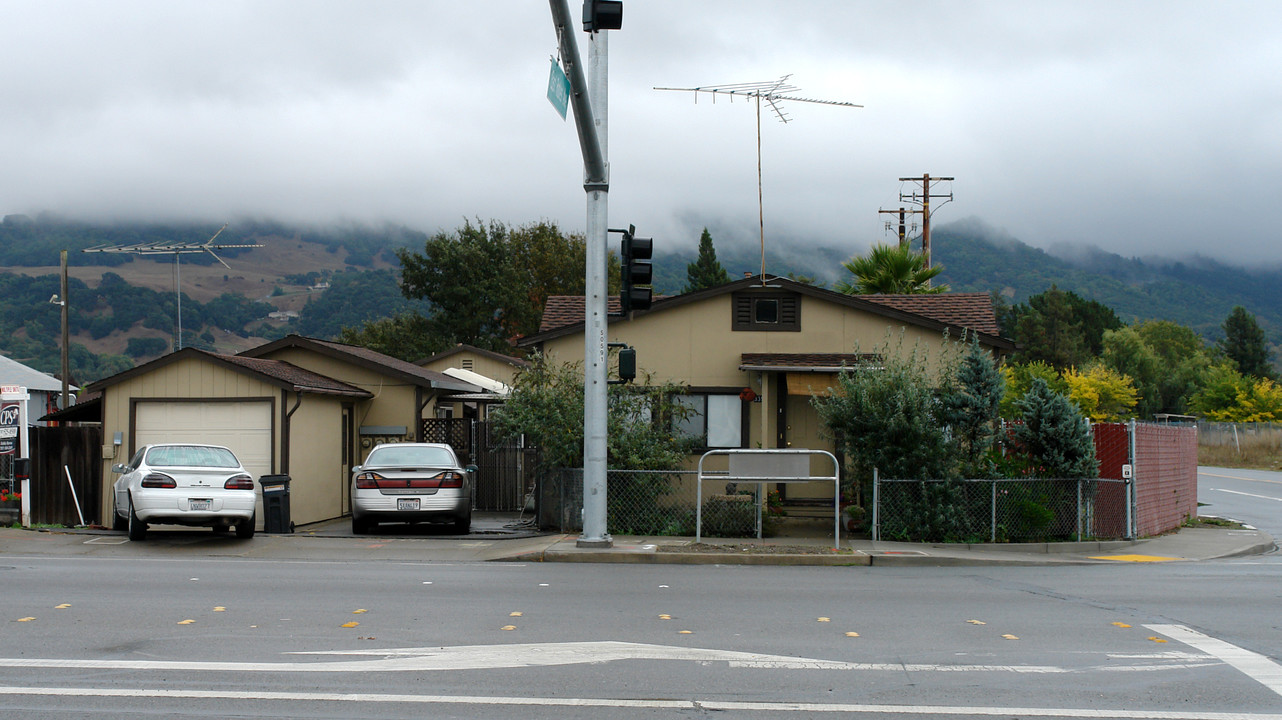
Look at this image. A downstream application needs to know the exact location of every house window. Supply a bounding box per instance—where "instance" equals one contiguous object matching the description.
[673,394,744,448]
[732,292,800,331]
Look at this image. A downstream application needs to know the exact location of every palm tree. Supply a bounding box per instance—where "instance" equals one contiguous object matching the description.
[834,243,948,294]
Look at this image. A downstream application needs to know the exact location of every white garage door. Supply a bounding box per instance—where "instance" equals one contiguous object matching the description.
[135,401,273,482]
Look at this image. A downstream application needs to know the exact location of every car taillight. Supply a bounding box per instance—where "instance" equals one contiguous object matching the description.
[437,471,465,488]
[141,473,176,488]
[224,474,254,490]
[355,472,384,489]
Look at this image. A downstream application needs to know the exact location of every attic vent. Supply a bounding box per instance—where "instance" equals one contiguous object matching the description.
[461,359,474,370]
[732,292,800,332]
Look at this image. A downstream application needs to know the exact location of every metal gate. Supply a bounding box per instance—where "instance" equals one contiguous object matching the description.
[420,418,537,512]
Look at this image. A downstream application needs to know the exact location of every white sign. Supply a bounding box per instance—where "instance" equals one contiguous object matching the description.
[1,385,28,401]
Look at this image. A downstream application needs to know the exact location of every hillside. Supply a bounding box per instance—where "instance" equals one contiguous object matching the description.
[3,214,1280,384]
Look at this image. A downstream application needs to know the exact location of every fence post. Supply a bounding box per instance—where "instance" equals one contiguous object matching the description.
[871,467,879,542]
[1127,419,1137,539]
[1076,478,1083,541]
[990,480,997,543]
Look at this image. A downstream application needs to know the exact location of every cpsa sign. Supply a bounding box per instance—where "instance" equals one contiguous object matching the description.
[0,402,18,455]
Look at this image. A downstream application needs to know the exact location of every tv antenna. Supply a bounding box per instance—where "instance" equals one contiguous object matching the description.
[83,224,263,350]
[655,75,861,282]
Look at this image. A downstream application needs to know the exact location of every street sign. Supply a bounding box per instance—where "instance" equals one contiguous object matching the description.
[547,58,570,120]
[0,402,18,455]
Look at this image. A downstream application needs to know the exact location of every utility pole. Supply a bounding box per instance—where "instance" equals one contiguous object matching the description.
[549,0,619,548]
[59,250,69,411]
[897,174,953,269]
[877,207,914,248]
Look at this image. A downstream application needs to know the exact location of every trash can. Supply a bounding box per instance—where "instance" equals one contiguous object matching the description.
[258,474,292,533]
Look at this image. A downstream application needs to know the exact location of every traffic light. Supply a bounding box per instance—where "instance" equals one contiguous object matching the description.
[582,0,623,31]
[619,224,652,313]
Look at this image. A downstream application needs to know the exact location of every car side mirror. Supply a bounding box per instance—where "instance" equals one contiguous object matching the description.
[466,464,478,474]
[351,465,362,474]
[111,463,128,474]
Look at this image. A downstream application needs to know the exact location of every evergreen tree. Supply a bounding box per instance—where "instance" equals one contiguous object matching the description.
[1219,305,1274,379]
[1013,378,1098,478]
[1008,286,1120,369]
[684,228,730,292]
[938,334,1004,471]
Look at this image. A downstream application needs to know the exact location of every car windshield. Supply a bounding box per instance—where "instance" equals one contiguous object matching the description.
[366,446,456,468]
[146,445,239,468]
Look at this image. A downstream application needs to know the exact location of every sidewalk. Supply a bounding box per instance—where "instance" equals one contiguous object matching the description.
[8,514,1274,567]
[519,520,1277,567]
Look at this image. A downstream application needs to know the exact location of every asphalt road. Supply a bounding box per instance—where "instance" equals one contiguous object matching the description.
[1199,465,1282,540]
[3,545,1282,719]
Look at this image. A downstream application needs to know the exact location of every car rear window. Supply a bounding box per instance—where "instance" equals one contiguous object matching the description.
[146,446,240,468]
[366,446,457,467]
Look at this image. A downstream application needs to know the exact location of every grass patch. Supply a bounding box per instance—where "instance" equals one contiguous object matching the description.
[1184,515,1245,529]
[1198,430,1282,471]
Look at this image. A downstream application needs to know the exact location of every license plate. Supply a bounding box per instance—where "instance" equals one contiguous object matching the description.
[189,499,211,511]
[397,498,420,511]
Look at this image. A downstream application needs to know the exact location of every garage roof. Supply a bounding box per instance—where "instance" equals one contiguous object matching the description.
[241,335,480,392]
[86,348,373,398]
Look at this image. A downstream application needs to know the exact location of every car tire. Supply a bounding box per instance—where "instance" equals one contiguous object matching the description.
[235,516,255,539]
[452,514,471,535]
[352,515,370,534]
[127,497,147,541]
[112,500,128,532]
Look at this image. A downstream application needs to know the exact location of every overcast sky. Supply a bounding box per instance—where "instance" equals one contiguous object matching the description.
[2,1,1278,266]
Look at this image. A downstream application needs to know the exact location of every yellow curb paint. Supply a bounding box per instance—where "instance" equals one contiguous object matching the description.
[54,604,71,609]
[967,620,986,625]
[352,609,367,614]
[817,617,830,622]
[1112,622,1131,628]
[16,617,35,622]
[845,632,860,637]
[509,612,522,617]
[1002,634,1019,640]
[501,625,517,631]
[1148,637,1168,643]
[341,622,359,628]
[177,619,195,625]
[1089,554,1178,562]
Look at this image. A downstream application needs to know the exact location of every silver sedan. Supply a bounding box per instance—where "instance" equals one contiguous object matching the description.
[350,443,473,534]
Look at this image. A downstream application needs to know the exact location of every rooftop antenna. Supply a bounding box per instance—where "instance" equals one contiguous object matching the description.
[83,224,262,350]
[655,75,861,283]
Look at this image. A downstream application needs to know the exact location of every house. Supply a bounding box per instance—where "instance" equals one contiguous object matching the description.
[418,343,530,420]
[0,354,78,427]
[517,274,1015,505]
[86,335,481,529]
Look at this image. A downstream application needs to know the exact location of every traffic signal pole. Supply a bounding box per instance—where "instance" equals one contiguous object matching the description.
[549,0,612,547]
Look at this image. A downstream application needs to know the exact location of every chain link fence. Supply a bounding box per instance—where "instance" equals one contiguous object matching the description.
[539,468,773,538]
[873,476,1130,543]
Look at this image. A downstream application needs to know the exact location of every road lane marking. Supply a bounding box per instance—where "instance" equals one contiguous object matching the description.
[0,686,1277,719]
[1201,471,1282,485]
[1148,624,1282,698]
[1089,554,1179,562]
[1208,488,1282,502]
[0,641,1220,674]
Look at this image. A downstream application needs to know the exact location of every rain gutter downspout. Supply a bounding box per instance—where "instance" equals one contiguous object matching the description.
[282,389,303,475]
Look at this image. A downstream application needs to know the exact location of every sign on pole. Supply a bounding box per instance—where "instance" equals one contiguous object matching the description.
[0,402,17,455]
[547,58,570,120]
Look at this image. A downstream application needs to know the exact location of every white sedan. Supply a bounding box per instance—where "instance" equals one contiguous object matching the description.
[111,443,257,541]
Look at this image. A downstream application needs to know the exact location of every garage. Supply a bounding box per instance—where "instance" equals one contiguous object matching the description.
[135,400,274,482]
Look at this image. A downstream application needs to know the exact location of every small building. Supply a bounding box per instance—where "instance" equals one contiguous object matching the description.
[0,354,77,427]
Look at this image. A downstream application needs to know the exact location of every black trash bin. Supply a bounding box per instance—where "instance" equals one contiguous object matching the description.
[259,474,292,533]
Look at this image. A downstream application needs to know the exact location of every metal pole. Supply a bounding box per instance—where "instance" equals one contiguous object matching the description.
[871,467,879,542]
[990,480,997,543]
[1127,419,1137,538]
[579,21,611,548]
[756,94,765,280]
[59,250,69,410]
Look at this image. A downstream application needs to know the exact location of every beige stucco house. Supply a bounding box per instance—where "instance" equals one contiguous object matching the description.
[418,343,530,420]
[88,335,480,529]
[518,274,1015,504]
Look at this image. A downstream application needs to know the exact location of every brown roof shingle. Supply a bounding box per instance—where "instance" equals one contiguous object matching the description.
[857,293,1001,336]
